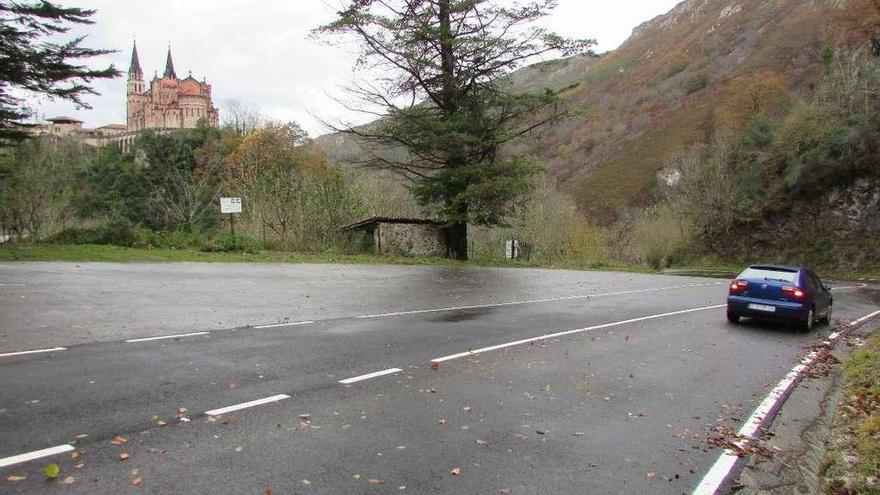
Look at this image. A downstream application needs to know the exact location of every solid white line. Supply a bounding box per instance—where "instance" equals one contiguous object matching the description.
[692,308,880,495]
[339,368,403,384]
[0,444,75,468]
[0,347,66,358]
[356,283,725,319]
[431,304,726,363]
[205,394,290,416]
[125,331,210,343]
[253,321,315,329]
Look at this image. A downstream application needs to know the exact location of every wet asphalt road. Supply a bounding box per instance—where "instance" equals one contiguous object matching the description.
[0,262,877,494]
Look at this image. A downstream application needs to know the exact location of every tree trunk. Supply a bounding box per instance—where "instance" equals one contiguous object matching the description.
[446,221,468,260]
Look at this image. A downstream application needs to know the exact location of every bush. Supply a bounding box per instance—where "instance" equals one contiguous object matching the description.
[200,233,260,253]
[684,70,710,95]
[629,204,693,269]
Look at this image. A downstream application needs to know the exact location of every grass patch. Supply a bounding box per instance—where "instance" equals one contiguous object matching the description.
[823,332,880,494]
[0,243,659,274]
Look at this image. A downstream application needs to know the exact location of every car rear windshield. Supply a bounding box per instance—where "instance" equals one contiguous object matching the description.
[738,267,797,284]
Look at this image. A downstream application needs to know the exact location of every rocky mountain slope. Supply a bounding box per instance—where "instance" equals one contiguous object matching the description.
[317,0,879,225]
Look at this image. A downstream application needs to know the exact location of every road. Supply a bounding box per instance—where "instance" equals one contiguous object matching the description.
[0,262,877,494]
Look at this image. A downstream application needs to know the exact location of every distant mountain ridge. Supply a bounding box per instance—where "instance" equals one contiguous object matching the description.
[316,0,878,225]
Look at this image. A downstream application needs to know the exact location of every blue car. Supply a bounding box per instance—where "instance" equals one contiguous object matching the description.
[726,264,833,331]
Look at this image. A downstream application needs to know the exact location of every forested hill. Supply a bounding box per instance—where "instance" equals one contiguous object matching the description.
[317,0,878,225]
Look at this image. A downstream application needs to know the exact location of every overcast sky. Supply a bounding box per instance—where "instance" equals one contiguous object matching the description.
[28,0,681,137]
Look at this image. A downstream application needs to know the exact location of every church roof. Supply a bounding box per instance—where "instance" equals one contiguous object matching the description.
[163,47,177,79]
[128,41,143,78]
[47,116,84,123]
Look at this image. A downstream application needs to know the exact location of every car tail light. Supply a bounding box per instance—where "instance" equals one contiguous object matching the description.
[729,280,748,293]
[782,286,806,298]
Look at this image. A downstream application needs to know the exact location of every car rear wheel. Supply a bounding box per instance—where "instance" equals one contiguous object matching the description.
[819,304,832,325]
[800,308,815,332]
[727,311,740,324]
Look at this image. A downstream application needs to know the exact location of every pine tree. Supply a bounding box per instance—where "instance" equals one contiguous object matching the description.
[0,1,119,144]
[317,0,593,259]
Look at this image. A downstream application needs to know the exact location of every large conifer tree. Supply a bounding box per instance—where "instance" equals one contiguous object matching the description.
[318,0,593,259]
[0,1,118,144]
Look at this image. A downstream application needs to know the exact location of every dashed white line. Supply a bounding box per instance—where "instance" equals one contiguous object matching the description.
[0,444,75,468]
[431,304,726,363]
[0,283,26,287]
[205,394,291,416]
[339,368,403,384]
[0,347,67,358]
[253,321,315,329]
[692,309,880,495]
[125,332,210,343]
[356,283,725,319]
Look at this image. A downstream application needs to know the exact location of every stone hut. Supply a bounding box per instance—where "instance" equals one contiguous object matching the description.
[343,217,446,256]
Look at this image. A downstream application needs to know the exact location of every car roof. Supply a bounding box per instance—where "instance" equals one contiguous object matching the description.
[747,264,804,273]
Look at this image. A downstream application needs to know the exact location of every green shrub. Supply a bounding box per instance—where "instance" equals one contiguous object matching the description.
[684,70,710,94]
[200,233,259,253]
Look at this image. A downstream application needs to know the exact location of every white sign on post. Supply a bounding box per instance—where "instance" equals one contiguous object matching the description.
[220,197,242,214]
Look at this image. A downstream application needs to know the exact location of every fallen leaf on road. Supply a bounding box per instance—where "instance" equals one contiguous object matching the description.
[132,476,142,486]
[70,451,81,460]
[625,335,630,342]
[438,418,447,425]
[111,435,128,445]
[157,420,167,427]
[6,475,26,482]
[177,407,187,415]
[75,434,88,439]
[302,479,311,486]
[397,445,407,450]
[264,486,272,495]
[353,474,361,480]
[58,476,75,485]
[42,463,59,479]
[368,478,384,484]
[299,414,311,421]
[451,467,461,476]
[234,446,242,452]
[462,406,471,412]
[573,432,585,436]
[475,439,488,446]
[73,463,84,469]
[399,486,406,490]
[431,362,439,370]
[646,471,656,479]
[119,452,130,461]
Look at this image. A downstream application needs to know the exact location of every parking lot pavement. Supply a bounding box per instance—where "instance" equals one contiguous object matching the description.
[0,262,877,494]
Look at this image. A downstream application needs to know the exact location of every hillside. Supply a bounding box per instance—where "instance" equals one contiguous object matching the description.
[317,0,879,226]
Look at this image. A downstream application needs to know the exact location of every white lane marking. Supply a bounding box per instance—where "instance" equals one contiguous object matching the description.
[432,304,726,363]
[831,286,856,291]
[205,394,291,416]
[692,309,880,495]
[339,368,403,385]
[0,283,26,287]
[0,347,67,358]
[0,444,75,468]
[356,283,725,319]
[253,321,315,329]
[850,309,880,327]
[125,332,210,343]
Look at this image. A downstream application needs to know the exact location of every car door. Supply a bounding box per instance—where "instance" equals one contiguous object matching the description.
[809,271,831,314]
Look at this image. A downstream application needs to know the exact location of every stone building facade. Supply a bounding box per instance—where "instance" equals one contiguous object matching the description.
[343,217,447,256]
[126,42,219,131]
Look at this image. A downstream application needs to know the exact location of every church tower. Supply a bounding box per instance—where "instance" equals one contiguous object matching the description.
[126,41,146,130]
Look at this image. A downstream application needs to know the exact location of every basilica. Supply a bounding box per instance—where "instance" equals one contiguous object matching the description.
[126,42,219,131]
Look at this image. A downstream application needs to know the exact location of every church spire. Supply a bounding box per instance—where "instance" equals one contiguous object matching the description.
[128,40,143,79]
[163,45,177,79]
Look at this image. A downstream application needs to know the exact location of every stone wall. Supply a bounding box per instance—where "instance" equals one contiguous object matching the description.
[376,223,445,256]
